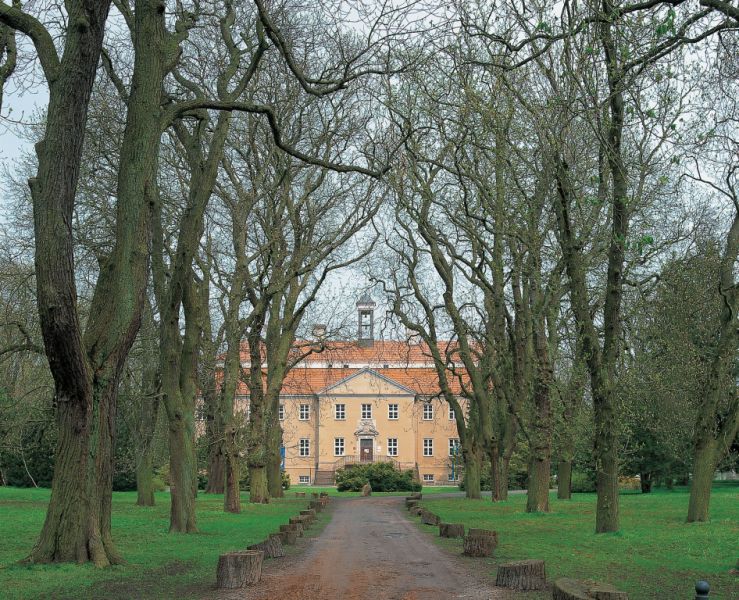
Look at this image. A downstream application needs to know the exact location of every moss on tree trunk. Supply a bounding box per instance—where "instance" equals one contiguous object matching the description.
[557,459,572,500]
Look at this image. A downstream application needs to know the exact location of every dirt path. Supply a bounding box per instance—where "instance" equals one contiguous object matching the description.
[230,496,511,600]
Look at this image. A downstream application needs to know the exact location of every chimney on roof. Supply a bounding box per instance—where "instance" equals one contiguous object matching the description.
[356,293,376,348]
[312,324,327,340]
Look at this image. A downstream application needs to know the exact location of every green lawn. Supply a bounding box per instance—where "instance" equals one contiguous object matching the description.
[0,487,314,600]
[414,483,739,599]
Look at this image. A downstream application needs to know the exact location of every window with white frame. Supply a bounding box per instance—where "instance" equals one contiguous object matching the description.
[334,437,345,456]
[423,438,433,456]
[361,403,372,419]
[388,404,398,420]
[387,438,398,456]
[423,403,433,420]
[423,474,434,482]
[448,472,459,481]
[449,438,460,456]
[299,438,310,456]
[298,475,310,484]
[299,404,310,420]
[449,406,455,420]
[335,403,345,420]
[278,404,285,420]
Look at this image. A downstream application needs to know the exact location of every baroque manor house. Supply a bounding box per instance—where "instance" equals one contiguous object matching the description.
[234,295,467,486]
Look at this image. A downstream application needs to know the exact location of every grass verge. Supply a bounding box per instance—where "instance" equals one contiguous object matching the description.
[0,487,315,600]
[411,483,738,599]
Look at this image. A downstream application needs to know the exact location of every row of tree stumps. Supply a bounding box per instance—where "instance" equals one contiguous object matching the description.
[404,496,629,599]
[216,492,330,589]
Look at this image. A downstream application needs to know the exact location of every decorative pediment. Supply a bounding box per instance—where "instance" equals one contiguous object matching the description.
[353,419,379,437]
[318,368,417,396]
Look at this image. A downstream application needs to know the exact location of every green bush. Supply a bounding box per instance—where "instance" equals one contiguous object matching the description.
[570,469,596,493]
[335,462,421,492]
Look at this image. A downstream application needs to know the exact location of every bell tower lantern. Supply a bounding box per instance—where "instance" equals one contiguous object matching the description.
[356,293,376,347]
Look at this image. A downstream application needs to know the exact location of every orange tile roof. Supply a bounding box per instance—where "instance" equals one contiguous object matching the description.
[230,340,468,396]
[235,339,461,365]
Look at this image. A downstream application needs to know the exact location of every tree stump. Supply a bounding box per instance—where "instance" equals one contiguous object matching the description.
[408,492,422,500]
[290,516,308,530]
[495,560,547,590]
[552,578,629,600]
[216,550,264,588]
[410,505,424,516]
[421,510,440,526]
[295,492,306,497]
[312,492,319,498]
[273,530,293,545]
[439,523,465,538]
[362,483,372,496]
[319,491,329,497]
[248,534,285,558]
[281,522,302,538]
[462,529,497,557]
[320,497,329,507]
[406,499,419,510]
[309,501,322,512]
[468,528,498,541]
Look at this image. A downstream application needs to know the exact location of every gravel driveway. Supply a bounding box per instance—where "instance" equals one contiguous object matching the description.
[229,495,512,600]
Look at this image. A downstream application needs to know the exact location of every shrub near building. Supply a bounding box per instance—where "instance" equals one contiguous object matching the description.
[335,463,422,492]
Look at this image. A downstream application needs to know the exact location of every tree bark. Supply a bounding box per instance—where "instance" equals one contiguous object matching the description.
[558,459,573,500]
[687,211,739,522]
[495,560,547,591]
[248,535,285,558]
[462,444,483,499]
[553,578,628,600]
[216,550,263,588]
[687,439,718,522]
[136,301,159,507]
[463,530,497,557]
[223,423,241,513]
[266,422,284,498]
[439,523,465,538]
[206,445,225,495]
[19,0,163,565]
[249,465,269,504]
[491,444,510,502]
[527,303,553,513]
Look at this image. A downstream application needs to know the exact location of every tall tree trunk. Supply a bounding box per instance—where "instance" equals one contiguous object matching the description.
[223,424,242,512]
[557,458,572,500]
[168,414,197,532]
[136,301,160,506]
[687,212,739,522]
[205,424,226,494]
[135,382,159,507]
[266,422,284,498]
[527,271,553,513]
[204,384,225,494]
[687,440,718,522]
[640,472,653,494]
[491,445,511,502]
[462,443,483,499]
[20,0,164,565]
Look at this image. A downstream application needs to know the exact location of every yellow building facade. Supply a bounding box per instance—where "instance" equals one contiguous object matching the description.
[234,296,467,486]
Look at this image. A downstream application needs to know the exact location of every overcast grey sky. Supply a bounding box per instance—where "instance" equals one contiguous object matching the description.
[0,86,46,168]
